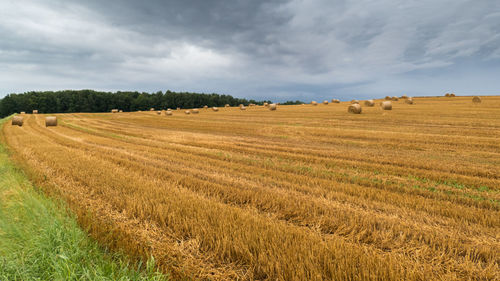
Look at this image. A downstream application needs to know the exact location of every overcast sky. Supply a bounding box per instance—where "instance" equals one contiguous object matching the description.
[1,0,499,101]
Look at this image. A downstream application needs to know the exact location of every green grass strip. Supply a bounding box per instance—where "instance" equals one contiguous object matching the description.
[0,116,169,281]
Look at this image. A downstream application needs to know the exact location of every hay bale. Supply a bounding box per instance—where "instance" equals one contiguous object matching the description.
[348,104,362,114]
[212,107,219,111]
[33,110,38,114]
[264,102,269,107]
[385,96,391,100]
[12,116,23,126]
[150,108,155,111]
[177,107,181,110]
[380,101,392,110]
[450,93,456,97]
[20,111,25,114]
[405,98,414,104]
[156,111,162,115]
[323,100,329,105]
[239,104,244,108]
[269,103,277,110]
[391,96,399,101]
[445,93,450,97]
[185,110,191,114]
[472,96,481,103]
[364,100,375,106]
[166,110,173,116]
[311,101,318,105]
[249,103,256,107]
[45,116,57,127]
[203,105,208,109]
[225,104,230,107]
[119,110,123,113]
[400,95,408,99]
[240,106,246,110]
[111,109,118,113]
[192,108,199,114]
[351,100,359,104]
[331,99,340,103]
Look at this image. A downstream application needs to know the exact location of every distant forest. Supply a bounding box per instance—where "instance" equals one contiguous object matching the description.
[0,90,284,117]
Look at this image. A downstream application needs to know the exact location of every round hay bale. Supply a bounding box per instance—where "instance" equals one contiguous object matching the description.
[472,96,481,103]
[348,104,362,114]
[119,110,123,113]
[240,106,246,110]
[177,107,181,110]
[33,110,38,114]
[331,99,340,103]
[311,101,318,105]
[351,100,359,104]
[166,110,173,116]
[239,104,244,108]
[391,96,399,101]
[385,96,391,100]
[20,111,25,114]
[203,105,208,109]
[156,111,161,115]
[150,108,155,111]
[225,104,230,107]
[450,93,456,97]
[264,102,269,107]
[45,116,57,127]
[192,108,199,114]
[212,107,219,111]
[111,109,118,113]
[323,100,329,105]
[380,101,392,110]
[12,116,23,126]
[185,110,191,114]
[445,93,450,97]
[269,103,277,110]
[364,100,375,107]
[405,98,414,104]
[249,103,256,107]
[400,95,408,99]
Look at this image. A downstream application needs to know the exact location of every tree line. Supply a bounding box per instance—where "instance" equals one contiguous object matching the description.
[0,90,274,117]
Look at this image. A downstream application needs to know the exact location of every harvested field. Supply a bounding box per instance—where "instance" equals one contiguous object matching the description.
[2,96,500,281]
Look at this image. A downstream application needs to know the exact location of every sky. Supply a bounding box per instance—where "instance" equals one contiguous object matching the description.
[1,0,499,102]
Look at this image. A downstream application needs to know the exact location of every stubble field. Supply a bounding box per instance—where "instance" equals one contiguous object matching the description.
[2,96,499,280]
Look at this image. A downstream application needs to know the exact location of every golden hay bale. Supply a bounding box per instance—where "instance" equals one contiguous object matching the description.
[33,110,38,114]
[348,104,362,114]
[212,107,219,111]
[203,105,208,109]
[450,93,456,97]
[166,110,173,116]
[323,100,329,105]
[119,110,123,113]
[472,96,481,103]
[240,106,246,110]
[111,109,118,113]
[445,93,450,97]
[150,108,155,111]
[380,101,392,110]
[364,100,375,106]
[239,104,244,108]
[45,116,57,127]
[225,104,230,107]
[385,96,391,100]
[12,116,23,126]
[269,103,277,110]
[331,99,340,103]
[264,102,269,107]
[400,95,408,99]
[177,107,181,110]
[311,101,318,105]
[156,111,161,115]
[249,103,256,107]
[20,111,26,114]
[391,96,399,101]
[192,108,199,114]
[405,98,414,104]
[185,110,191,114]
[351,100,359,104]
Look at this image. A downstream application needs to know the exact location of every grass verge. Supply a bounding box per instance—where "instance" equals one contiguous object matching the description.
[0,116,169,281]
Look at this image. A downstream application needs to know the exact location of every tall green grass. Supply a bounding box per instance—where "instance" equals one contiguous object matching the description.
[0,116,169,280]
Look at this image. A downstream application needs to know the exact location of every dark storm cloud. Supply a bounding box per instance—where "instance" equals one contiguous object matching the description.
[1,0,499,101]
